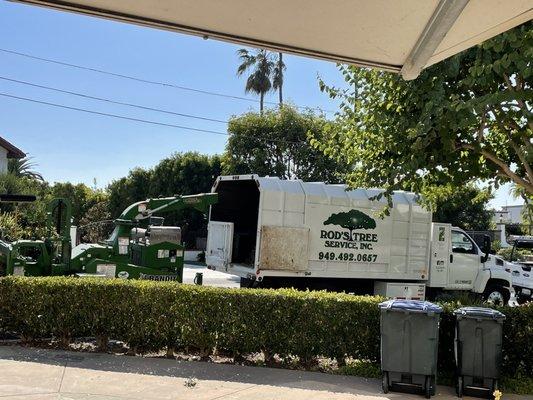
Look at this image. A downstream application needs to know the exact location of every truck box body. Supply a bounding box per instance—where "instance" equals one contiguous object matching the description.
[207,175,432,282]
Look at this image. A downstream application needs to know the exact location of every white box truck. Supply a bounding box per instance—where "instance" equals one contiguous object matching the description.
[206,175,514,303]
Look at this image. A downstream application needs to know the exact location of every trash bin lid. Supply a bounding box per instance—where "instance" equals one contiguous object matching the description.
[379,299,442,314]
[454,307,506,320]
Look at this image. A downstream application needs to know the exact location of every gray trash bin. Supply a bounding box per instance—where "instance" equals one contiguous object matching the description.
[379,299,442,398]
[454,307,506,399]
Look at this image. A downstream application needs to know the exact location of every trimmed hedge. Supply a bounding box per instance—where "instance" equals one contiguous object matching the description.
[0,277,531,385]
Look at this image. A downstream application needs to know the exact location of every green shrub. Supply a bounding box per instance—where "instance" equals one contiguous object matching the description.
[0,277,531,393]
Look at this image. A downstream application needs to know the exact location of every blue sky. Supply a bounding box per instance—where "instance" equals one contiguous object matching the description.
[0,1,519,208]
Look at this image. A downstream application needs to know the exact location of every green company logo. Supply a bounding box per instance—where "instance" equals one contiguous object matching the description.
[323,209,376,232]
[320,209,378,255]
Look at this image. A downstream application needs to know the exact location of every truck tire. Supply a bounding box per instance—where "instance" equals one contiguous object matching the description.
[483,285,509,306]
[240,277,255,288]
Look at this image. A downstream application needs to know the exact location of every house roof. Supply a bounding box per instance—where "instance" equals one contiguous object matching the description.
[0,137,26,159]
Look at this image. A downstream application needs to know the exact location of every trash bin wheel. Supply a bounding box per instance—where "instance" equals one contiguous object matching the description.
[431,376,436,396]
[456,376,463,398]
[381,372,389,394]
[424,375,432,399]
[490,379,499,400]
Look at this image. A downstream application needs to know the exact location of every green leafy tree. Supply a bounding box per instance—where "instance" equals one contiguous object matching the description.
[312,22,532,199]
[107,168,153,217]
[422,185,494,231]
[78,200,112,243]
[236,49,276,112]
[0,211,25,241]
[49,182,107,226]
[7,157,43,181]
[324,210,376,232]
[107,152,222,248]
[0,174,49,239]
[223,106,347,182]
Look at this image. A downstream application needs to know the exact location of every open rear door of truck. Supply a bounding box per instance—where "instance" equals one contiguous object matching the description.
[206,221,234,270]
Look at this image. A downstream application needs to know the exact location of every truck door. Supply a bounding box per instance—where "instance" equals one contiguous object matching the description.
[448,230,479,289]
[429,223,450,287]
[206,221,234,270]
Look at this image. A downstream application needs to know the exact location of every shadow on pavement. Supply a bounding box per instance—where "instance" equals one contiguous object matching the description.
[0,345,443,399]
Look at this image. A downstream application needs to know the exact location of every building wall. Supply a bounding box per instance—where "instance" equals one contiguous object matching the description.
[492,205,525,225]
[0,147,8,173]
[505,205,524,224]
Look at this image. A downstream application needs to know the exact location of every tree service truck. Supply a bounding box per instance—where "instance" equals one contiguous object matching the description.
[206,175,514,303]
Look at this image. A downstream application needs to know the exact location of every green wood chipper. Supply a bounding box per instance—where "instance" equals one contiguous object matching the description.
[0,193,217,281]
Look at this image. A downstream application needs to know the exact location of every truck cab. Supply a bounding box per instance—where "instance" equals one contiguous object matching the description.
[429,224,513,304]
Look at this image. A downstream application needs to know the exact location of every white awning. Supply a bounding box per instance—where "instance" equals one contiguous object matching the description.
[12,0,533,79]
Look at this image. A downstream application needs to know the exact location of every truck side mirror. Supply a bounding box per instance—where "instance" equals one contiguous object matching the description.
[481,235,491,263]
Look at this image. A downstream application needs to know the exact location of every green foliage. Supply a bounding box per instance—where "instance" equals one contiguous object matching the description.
[422,185,494,230]
[0,174,108,241]
[336,359,381,378]
[78,200,112,243]
[0,277,530,393]
[236,49,284,111]
[312,22,533,199]
[7,157,43,181]
[107,152,221,216]
[107,152,221,248]
[0,174,49,239]
[223,106,347,182]
[0,211,24,241]
[497,247,530,262]
[49,182,107,226]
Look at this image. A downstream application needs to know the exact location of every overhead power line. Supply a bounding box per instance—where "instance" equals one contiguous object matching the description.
[0,76,228,124]
[0,48,335,114]
[0,91,228,136]
[0,91,306,145]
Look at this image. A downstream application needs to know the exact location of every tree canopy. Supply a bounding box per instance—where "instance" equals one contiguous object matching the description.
[223,106,347,182]
[107,152,222,216]
[312,22,532,199]
[422,185,494,231]
[107,152,222,248]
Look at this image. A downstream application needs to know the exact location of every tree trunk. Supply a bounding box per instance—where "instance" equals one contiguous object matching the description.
[278,52,283,106]
[260,92,264,113]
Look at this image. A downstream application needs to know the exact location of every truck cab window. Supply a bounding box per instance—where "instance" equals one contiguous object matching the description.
[451,231,477,255]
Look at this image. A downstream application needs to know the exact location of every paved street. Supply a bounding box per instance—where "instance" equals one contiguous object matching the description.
[182,263,240,288]
[0,346,531,400]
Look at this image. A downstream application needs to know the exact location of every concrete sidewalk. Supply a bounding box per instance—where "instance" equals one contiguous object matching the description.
[0,345,529,400]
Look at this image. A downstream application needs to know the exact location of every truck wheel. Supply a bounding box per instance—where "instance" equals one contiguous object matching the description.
[484,286,509,306]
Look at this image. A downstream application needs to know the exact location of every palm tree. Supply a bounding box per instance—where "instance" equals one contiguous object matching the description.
[8,157,43,181]
[236,49,275,112]
[273,52,286,106]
